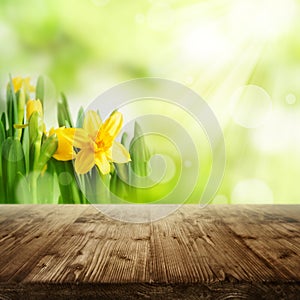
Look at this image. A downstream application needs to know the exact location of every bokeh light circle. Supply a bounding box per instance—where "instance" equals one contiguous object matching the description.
[285,93,296,105]
[58,171,73,186]
[231,179,274,204]
[230,84,272,128]
[147,3,174,31]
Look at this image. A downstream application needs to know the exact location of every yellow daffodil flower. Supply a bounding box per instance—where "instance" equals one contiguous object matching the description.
[27,99,43,121]
[49,127,76,161]
[14,99,44,129]
[55,110,131,175]
[16,98,75,161]
[12,76,35,93]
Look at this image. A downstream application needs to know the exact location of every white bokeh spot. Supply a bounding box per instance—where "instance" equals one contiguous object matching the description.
[147,3,174,31]
[230,84,272,128]
[231,179,274,204]
[285,93,297,105]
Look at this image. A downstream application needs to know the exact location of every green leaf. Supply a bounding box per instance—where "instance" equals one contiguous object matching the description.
[0,173,4,203]
[129,122,151,177]
[1,138,26,202]
[57,93,73,127]
[58,195,64,204]
[64,160,82,203]
[121,132,129,149]
[52,160,70,202]
[35,76,44,105]
[6,75,18,138]
[37,171,54,203]
[28,111,44,171]
[111,125,132,201]
[36,134,58,173]
[88,166,111,203]
[0,121,5,145]
[28,111,44,146]
[110,166,129,202]
[76,106,85,128]
[113,162,129,186]
[17,88,25,130]
[1,112,7,137]
[22,126,30,174]
[0,122,5,179]
[53,160,83,203]
[15,172,31,204]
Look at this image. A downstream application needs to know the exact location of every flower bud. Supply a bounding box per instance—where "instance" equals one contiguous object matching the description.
[27,99,43,121]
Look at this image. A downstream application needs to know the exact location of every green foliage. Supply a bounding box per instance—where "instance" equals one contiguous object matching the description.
[57,93,73,127]
[6,77,18,138]
[1,138,25,202]
[0,76,150,204]
[36,134,58,173]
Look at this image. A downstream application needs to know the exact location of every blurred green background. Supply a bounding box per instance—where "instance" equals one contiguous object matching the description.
[1,0,300,204]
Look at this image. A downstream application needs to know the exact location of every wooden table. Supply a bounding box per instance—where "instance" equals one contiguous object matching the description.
[0,205,299,299]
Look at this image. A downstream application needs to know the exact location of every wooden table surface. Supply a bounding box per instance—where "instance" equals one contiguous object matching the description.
[0,205,299,299]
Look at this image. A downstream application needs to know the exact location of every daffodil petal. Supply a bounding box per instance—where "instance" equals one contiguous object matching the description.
[101,111,123,139]
[73,128,90,148]
[112,142,131,163]
[27,99,43,121]
[12,77,23,93]
[12,77,35,93]
[14,124,28,129]
[95,152,111,175]
[51,127,76,161]
[49,127,55,136]
[75,148,95,174]
[83,110,102,138]
[24,77,35,92]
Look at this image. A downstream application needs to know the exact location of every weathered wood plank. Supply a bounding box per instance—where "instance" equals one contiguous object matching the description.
[212,205,300,280]
[0,205,88,282]
[0,205,299,299]
[1,282,300,300]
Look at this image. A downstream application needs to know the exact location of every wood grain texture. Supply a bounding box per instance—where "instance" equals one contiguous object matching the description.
[0,205,299,299]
